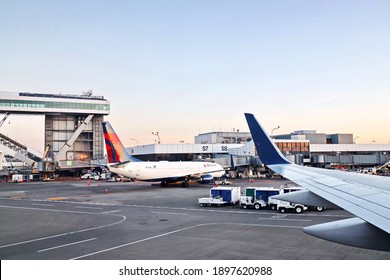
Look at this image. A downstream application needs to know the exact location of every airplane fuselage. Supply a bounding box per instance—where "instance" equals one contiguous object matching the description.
[107,161,225,182]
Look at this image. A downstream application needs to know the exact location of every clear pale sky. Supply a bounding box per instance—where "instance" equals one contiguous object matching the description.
[0,0,389,153]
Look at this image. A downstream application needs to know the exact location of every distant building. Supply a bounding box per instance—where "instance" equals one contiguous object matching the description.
[129,131,311,174]
[195,130,252,144]
[272,129,389,167]
[326,133,353,144]
[274,130,353,144]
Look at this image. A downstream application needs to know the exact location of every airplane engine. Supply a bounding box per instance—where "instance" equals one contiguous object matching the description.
[197,174,214,184]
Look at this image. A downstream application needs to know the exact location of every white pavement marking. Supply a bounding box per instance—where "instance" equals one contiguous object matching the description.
[100,210,121,214]
[0,204,95,215]
[0,191,25,195]
[75,206,104,210]
[72,222,303,260]
[150,211,189,216]
[0,205,126,249]
[38,238,97,252]
[258,217,312,222]
[32,203,55,207]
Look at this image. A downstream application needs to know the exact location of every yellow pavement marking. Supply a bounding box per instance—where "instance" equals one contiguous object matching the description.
[47,197,69,201]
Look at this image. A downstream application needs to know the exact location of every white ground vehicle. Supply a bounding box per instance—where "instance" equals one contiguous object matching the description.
[100,173,110,180]
[240,185,325,213]
[268,185,326,213]
[81,173,93,179]
[213,179,231,185]
[268,197,308,213]
[267,185,306,211]
[240,186,287,210]
[94,173,111,180]
[198,196,228,207]
[240,195,267,209]
[239,187,277,209]
[198,186,241,207]
[12,174,26,182]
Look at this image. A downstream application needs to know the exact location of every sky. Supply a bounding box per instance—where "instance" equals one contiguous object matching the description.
[0,0,389,153]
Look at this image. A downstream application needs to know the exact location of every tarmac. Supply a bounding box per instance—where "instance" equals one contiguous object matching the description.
[0,177,389,260]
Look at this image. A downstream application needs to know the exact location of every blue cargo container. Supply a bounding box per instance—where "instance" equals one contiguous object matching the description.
[211,188,232,202]
[198,186,241,206]
[255,189,279,203]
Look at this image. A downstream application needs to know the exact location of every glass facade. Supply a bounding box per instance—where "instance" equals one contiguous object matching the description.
[45,115,104,161]
[0,99,110,112]
[275,141,310,156]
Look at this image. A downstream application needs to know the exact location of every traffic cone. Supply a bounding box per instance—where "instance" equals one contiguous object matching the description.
[105,188,109,194]
[98,183,101,187]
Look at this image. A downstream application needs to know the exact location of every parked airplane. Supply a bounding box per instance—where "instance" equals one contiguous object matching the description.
[102,122,225,186]
[245,113,390,251]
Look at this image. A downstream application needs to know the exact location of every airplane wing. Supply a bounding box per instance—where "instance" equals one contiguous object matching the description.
[245,113,390,251]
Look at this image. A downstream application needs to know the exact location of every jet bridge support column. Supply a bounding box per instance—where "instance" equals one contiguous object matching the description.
[54,114,94,162]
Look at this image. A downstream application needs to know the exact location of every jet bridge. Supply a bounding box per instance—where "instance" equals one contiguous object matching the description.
[0,132,41,167]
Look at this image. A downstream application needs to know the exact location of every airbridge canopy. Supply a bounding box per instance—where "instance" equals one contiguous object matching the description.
[0,91,110,115]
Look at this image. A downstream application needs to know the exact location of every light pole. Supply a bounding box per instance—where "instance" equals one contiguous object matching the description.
[130,138,138,146]
[271,126,280,137]
[353,136,360,144]
[152,132,160,144]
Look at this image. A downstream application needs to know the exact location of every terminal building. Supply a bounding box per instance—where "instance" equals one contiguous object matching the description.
[274,130,390,169]
[129,130,389,177]
[0,91,110,175]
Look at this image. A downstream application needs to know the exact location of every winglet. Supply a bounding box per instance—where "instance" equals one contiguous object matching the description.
[244,113,290,165]
[102,122,142,163]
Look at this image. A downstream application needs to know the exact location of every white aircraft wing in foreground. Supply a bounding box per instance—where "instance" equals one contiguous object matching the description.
[245,113,390,251]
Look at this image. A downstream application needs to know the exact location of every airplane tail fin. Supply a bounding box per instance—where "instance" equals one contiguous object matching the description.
[230,154,235,169]
[244,113,290,165]
[102,122,142,163]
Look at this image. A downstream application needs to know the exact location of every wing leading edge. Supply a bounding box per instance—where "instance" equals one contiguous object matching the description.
[245,113,390,251]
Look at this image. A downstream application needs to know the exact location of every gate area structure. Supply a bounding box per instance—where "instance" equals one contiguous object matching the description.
[0,91,110,172]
